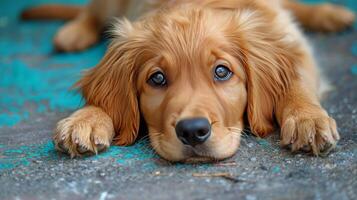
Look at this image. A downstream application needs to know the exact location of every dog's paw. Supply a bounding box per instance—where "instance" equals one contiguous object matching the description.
[280,112,340,156]
[53,19,99,52]
[53,107,114,158]
[311,3,355,32]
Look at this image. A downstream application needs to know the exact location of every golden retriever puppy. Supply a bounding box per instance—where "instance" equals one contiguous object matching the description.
[25,0,355,161]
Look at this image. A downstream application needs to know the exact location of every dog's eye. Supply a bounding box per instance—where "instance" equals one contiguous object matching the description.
[148,71,167,87]
[214,65,232,81]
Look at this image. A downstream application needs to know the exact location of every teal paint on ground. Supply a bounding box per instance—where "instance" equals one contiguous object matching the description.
[87,140,163,170]
[0,141,59,170]
[351,65,357,75]
[256,138,271,147]
[272,166,281,173]
[351,42,357,56]
[91,143,157,161]
[0,42,107,126]
[0,0,107,127]
[0,139,212,171]
[0,139,160,171]
[0,113,21,126]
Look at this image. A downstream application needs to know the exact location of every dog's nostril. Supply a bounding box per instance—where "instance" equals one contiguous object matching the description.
[175,117,211,146]
[178,131,190,145]
[197,128,209,137]
[178,136,189,145]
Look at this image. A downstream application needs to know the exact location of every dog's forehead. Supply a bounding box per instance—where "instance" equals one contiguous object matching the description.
[132,6,246,81]
[142,10,231,66]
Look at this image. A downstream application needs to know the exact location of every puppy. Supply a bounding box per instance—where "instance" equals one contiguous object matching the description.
[23,0,355,161]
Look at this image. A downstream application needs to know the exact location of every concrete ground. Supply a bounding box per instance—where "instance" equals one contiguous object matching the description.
[0,0,356,199]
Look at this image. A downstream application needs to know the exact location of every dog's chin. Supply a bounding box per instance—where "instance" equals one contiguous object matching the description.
[180,145,235,163]
[156,146,231,163]
[158,148,235,163]
[152,136,240,163]
[182,152,234,163]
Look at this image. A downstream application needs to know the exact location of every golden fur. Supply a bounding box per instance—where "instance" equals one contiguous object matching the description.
[24,0,354,161]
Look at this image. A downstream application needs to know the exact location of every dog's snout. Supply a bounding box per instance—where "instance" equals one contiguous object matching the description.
[175,118,211,146]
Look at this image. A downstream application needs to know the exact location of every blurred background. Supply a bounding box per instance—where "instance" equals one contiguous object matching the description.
[0,0,356,199]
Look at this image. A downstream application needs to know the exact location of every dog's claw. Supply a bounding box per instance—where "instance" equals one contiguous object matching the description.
[53,107,114,158]
[281,114,339,156]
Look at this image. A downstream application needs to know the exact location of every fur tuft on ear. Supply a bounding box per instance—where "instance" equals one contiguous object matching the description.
[76,21,144,145]
[228,9,302,137]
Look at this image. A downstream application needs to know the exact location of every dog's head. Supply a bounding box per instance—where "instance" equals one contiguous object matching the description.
[78,3,300,162]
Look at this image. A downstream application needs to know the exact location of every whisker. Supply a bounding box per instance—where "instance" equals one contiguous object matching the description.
[134,132,166,159]
[137,132,163,142]
[139,134,150,140]
[227,127,243,131]
[240,128,252,138]
[227,127,243,135]
[230,132,241,139]
[142,132,166,158]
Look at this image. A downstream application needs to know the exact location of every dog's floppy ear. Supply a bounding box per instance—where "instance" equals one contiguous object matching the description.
[76,20,143,145]
[228,11,301,137]
[241,44,298,137]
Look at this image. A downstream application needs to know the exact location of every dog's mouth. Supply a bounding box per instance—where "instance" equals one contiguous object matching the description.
[181,145,221,163]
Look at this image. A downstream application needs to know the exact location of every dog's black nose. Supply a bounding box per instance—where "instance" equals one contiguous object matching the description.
[175,118,211,146]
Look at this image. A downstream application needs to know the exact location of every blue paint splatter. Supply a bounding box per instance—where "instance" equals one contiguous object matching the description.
[0,113,21,126]
[87,140,161,170]
[0,141,58,170]
[351,65,357,75]
[257,139,271,147]
[0,139,212,171]
[0,0,107,126]
[351,42,357,56]
[0,140,158,171]
[272,166,281,173]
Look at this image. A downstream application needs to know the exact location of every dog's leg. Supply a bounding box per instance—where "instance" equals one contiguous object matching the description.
[282,0,355,32]
[54,106,115,157]
[54,11,101,52]
[54,0,130,52]
[275,67,340,156]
